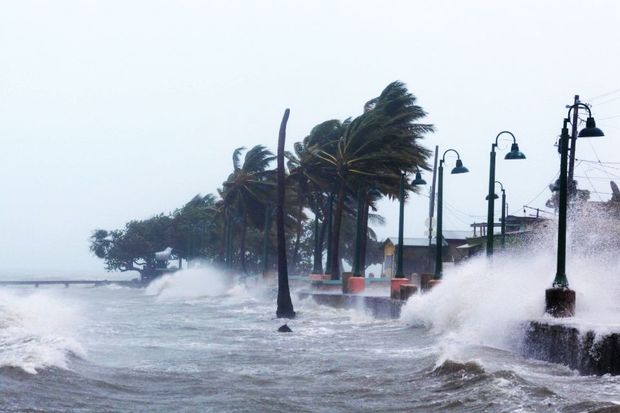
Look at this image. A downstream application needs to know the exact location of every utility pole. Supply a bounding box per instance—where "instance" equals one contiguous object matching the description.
[567,94,580,196]
[427,146,438,272]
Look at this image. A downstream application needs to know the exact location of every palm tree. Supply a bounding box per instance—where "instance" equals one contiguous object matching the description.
[220,145,276,273]
[287,120,348,275]
[306,81,434,279]
[276,109,295,319]
[172,194,220,264]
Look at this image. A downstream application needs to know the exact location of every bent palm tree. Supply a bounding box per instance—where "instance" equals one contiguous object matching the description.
[220,145,276,273]
[306,81,434,279]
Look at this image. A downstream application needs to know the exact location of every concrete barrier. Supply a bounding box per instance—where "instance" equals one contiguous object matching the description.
[400,284,418,300]
[522,321,619,376]
[298,292,404,319]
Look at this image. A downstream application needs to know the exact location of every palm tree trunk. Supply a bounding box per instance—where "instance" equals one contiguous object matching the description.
[240,212,247,274]
[262,204,272,276]
[276,109,295,319]
[329,182,346,280]
[291,198,304,273]
[325,193,334,276]
[312,208,323,274]
[318,215,327,268]
[360,197,369,274]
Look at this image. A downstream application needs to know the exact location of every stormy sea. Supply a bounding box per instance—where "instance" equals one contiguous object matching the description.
[1,252,619,412]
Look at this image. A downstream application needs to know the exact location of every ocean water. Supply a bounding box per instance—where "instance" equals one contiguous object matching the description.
[1,262,619,413]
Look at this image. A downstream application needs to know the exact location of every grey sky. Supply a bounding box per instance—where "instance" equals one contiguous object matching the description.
[2,1,620,277]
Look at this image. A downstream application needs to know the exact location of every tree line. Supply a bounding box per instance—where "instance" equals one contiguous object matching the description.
[90,81,434,279]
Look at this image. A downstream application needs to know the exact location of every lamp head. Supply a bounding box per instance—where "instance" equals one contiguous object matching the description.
[578,116,604,137]
[411,171,427,186]
[451,159,469,174]
[485,193,499,200]
[505,143,526,160]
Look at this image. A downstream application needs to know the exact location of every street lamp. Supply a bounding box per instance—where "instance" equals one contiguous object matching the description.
[435,149,469,280]
[394,169,427,278]
[486,181,506,249]
[546,103,604,317]
[486,131,525,257]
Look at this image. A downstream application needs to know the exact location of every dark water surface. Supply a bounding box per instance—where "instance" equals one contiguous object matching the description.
[1,268,619,412]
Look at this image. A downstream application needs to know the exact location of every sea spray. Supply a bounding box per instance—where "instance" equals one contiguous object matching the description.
[145,267,231,300]
[0,289,84,374]
[401,219,620,355]
[143,266,274,304]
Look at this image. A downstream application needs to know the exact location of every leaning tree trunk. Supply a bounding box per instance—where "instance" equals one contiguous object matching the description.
[276,109,295,319]
[329,182,346,280]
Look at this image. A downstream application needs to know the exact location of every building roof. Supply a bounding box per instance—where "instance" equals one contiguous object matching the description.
[441,230,471,240]
[384,237,448,247]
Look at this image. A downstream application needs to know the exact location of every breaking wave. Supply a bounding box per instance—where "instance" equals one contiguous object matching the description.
[0,289,85,374]
[144,267,238,300]
[401,232,620,353]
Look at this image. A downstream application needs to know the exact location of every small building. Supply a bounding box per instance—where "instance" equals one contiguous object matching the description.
[465,215,552,255]
[470,215,549,237]
[381,230,471,278]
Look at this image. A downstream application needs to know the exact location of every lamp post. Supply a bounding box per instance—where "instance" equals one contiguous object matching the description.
[435,149,469,280]
[545,103,604,317]
[499,183,506,249]
[394,169,427,278]
[486,181,507,249]
[486,132,526,257]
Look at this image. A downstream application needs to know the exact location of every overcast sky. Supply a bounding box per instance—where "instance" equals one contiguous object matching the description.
[2,0,620,277]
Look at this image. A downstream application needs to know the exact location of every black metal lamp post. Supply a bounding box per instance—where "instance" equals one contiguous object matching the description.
[486,181,507,249]
[486,132,525,257]
[394,169,427,278]
[546,103,604,317]
[435,150,469,280]
[499,183,506,249]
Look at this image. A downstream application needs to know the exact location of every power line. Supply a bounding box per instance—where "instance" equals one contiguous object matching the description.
[577,158,620,166]
[588,88,620,101]
[597,114,620,121]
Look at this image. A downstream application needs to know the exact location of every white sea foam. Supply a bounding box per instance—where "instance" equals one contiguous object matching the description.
[401,231,620,352]
[0,289,84,374]
[144,266,236,300]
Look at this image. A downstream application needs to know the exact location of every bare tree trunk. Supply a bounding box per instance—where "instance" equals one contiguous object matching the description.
[276,109,295,319]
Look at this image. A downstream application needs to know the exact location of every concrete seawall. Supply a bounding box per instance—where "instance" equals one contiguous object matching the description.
[297,291,404,319]
[522,321,620,376]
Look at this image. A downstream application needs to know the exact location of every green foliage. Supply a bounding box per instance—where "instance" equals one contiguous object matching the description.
[90,214,175,273]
